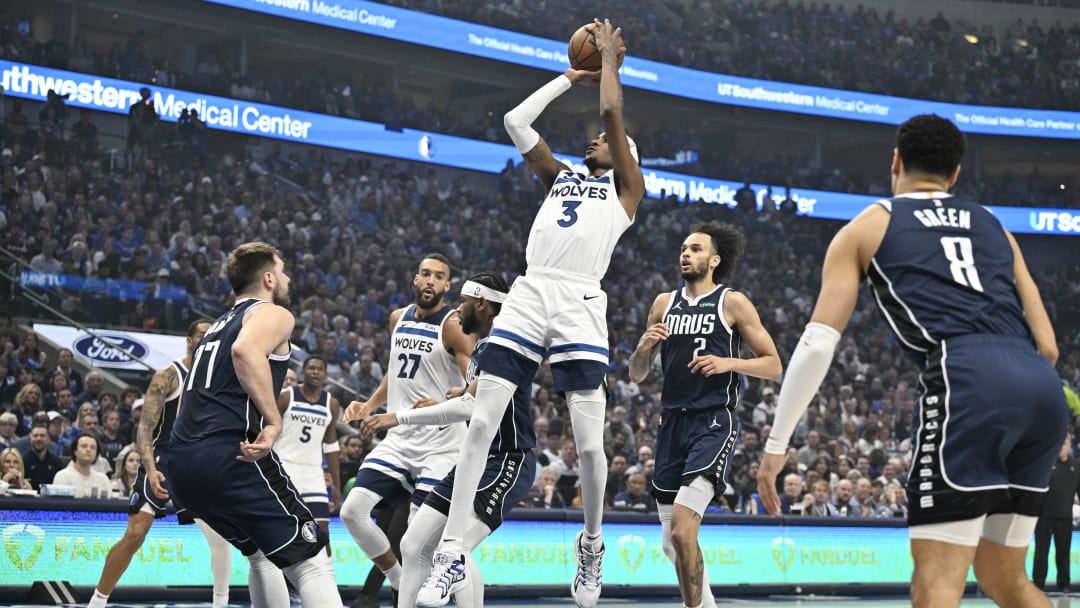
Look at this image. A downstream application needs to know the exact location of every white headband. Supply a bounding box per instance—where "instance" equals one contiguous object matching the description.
[461,280,508,303]
[598,132,639,162]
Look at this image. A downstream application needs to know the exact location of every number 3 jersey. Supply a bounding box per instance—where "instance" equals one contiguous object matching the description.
[869,192,1032,365]
[386,304,466,450]
[526,169,633,280]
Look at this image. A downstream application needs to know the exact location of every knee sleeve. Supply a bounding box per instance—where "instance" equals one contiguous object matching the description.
[658,504,677,562]
[282,550,340,608]
[674,476,715,517]
[340,487,392,558]
[248,550,289,608]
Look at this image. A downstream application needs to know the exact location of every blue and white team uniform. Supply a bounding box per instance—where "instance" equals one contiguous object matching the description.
[170,298,325,567]
[129,360,194,522]
[355,304,467,507]
[277,386,333,520]
[481,169,632,391]
[652,286,742,503]
[427,337,537,530]
[869,192,1067,525]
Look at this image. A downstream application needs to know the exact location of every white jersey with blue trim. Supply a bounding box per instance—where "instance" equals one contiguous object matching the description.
[386,304,467,450]
[276,386,331,469]
[526,169,633,279]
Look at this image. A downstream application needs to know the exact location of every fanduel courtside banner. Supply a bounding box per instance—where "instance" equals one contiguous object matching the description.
[199,0,1080,139]
[1,509,1074,587]
[3,59,1077,236]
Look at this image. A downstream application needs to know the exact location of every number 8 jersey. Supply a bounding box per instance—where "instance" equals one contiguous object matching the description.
[526,169,633,279]
[868,192,1032,366]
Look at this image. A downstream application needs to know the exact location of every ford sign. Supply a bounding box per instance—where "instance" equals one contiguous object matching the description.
[72,334,150,367]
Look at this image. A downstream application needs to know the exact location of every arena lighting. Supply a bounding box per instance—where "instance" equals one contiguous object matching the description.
[2,59,1077,236]
[963,34,980,44]
[196,0,1080,138]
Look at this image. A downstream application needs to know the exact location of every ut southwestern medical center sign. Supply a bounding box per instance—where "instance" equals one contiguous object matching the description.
[203,0,1080,140]
[2,59,1076,236]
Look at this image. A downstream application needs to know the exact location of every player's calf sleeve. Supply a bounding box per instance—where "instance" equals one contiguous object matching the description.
[196,519,232,607]
[658,504,677,562]
[456,551,485,608]
[443,374,515,551]
[340,487,393,562]
[282,550,340,608]
[568,388,608,539]
[248,550,289,608]
[399,506,444,608]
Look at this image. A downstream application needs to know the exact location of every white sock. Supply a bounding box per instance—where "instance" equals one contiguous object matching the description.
[87,588,108,608]
[456,512,492,608]
[282,550,340,608]
[248,550,289,608]
[382,562,402,590]
[441,374,514,553]
[568,388,608,540]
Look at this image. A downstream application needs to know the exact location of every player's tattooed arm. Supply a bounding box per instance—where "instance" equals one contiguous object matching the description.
[522,138,568,191]
[137,365,177,473]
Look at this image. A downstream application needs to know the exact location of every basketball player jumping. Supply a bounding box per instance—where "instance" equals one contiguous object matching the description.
[757,114,1067,607]
[630,222,781,608]
[420,18,644,608]
[340,254,474,600]
[360,271,536,608]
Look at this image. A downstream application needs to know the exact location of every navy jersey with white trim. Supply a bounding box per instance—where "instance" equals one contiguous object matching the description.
[470,338,535,452]
[868,193,1031,365]
[659,286,742,411]
[172,298,290,445]
[150,360,188,452]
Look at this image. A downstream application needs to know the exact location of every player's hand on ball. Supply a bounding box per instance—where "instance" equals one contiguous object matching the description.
[360,413,398,438]
[756,452,785,515]
[688,355,736,376]
[565,68,601,85]
[590,19,625,66]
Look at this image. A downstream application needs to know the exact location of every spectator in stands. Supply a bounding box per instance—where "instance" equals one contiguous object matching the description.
[1,446,33,490]
[338,435,365,486]
[605,454,629,503]
[833,478,858,516]
[876,483,909,519]
[550,440,580,507]
[0,412,18,449]
[803,480,839,517]
[21,423,63,490]
[110,446,140,497]
[76,371,103,407]
[522,465,566,509]
[43,372,70,410]
[779,473,806,515]
[8,332,46,372]
[53,434,112,498]
[9,384,44,431]
[797,430,822,469]
[611,473,655,512]
[752,386,777,429]
[97,409,128,472]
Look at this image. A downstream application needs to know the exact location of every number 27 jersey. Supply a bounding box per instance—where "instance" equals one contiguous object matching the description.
[868,192,1031,365]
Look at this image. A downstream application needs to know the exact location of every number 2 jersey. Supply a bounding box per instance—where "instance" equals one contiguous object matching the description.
[172,298,290,445]
[869,192,1032,366]
[659,285,743,412]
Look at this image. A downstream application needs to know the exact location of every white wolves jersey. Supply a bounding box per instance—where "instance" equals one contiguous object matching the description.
[386,304,466,449]
[276,386,331,469]
[659,286,743,411]
[526,169,633,279]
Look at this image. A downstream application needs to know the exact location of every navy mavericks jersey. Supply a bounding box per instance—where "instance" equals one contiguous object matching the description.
[470,338,535,453]
[659,286,743,411]
[868,193,1031,365]
[172,299,291,445]
[150,360,189,452]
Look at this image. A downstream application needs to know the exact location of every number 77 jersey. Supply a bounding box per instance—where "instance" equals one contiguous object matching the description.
[867,193,1032,366]
[172,298,292,446]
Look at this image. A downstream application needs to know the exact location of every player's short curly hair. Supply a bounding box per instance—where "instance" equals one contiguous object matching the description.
[689,222,745,284]
[896,114,965,180]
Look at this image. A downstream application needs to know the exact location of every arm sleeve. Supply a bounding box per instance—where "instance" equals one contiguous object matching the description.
[503,75,572,153]
[396,394,474,426]
[765,322,841,455]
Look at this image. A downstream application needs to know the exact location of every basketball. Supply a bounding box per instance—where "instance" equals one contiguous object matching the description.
[567,24,624,72]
